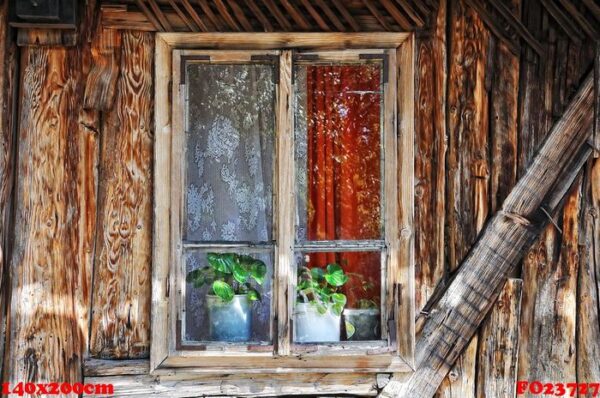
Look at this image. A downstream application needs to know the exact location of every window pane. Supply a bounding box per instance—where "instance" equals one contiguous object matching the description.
[293,250,382,342]
[294,63,383,242]
[185,63,275,242]
[184,249,273,343]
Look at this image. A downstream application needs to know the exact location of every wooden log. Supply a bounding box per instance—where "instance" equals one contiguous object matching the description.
[380,74,595,398]
[89,31,154,359]
[577,159,600,391]
[476,279,523,398]
[84,29,122,110]
[414,0,447,316]
[0,0,18,379]
[83,373,380,397]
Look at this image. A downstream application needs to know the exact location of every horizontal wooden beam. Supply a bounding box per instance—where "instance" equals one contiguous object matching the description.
[380,74,595,398]
[84,359,150,377]
[157,32,409,49]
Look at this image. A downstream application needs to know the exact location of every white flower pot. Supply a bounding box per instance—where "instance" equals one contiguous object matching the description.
[206,294,251,342]
[294,302,341,343]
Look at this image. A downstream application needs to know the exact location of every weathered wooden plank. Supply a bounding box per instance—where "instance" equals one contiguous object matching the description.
[489,9,520,214]
[84,373,379,397]
[594,42,599,157]
[16,28,78,47]
[89,31,154,359]
[476,279,523,398]
[576,159,600,392]
[84,358,151,376]
[440,2,489,393]
[0,0,18,379]
[414,0,446,316]
[6,40,99,393]
[380,0,412,30]
[84,28,122,111]
[380,74,595,398]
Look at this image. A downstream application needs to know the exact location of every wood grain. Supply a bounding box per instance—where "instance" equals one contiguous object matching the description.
[380,74,595,398]
[5,44,99,390]
[577,159,600,392]
[414,0,447,316]
[476,279,523,398]
[89,31,154,359]
[0,0,18,379]
[84,29,122,111]
[440,0,489,394]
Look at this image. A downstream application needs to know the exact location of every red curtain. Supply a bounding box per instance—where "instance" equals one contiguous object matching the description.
[305,64,382,307]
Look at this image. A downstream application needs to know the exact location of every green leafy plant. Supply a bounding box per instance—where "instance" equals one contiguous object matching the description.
[296,263,349,316]
[186,252,267,303]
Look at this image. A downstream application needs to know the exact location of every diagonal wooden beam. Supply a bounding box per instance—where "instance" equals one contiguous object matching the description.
[395,0,424,27]
[558,0,599,39]
[298,0,331,31]
[261,0,293,31]
[147,0,173,31]
[227,0,254,31]
[539,0,584,40]
[487,0,545,57]
[362,0,393,31]
[135,0,164,31]
[198,0,226,31]
[379,74,595,398]
[582,0,600,22]
[314,0,346,31]
[331,0,361,31]
[168,0,197,31]
[280,0,311,30]
[244,0,273,31]
[214,0,241,31]
[380,0,412,30]
[179,0,209,32]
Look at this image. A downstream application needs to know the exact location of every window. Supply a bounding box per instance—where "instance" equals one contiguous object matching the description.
[153,34,414,373]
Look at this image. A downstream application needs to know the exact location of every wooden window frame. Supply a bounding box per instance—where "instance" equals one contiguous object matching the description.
[152,33,415,375]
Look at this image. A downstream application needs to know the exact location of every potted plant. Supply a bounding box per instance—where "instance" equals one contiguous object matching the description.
[186,252,266,342]
[294,263,349,343]
[343,275,380,341]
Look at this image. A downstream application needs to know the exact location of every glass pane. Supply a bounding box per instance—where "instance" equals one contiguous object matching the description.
[293,250,382,343]
[184,249,273,343]
[185,63,275,242]
[294,63,383,242]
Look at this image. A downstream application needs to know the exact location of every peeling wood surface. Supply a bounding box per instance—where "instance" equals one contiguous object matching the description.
[476,279,523,398]
[89,31,154,359]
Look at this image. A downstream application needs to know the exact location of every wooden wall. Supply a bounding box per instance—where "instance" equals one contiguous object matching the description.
[0,0,598,396]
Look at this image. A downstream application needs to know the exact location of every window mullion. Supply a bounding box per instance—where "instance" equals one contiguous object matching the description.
[275,50,295,356]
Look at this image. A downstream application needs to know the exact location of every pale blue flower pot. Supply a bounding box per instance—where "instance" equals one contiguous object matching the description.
[206,295,251,342]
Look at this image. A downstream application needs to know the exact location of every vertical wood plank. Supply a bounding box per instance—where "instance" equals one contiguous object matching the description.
[151,34,172,371]
[414,0,447,315]
[439,0,489,395]
[576,159,600,394]
[6,44,98,390]
[0,0,18,378]
[396,37,414,364]
[476,279,523,398]
[89,32,154,359]
[275,50,293,356]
